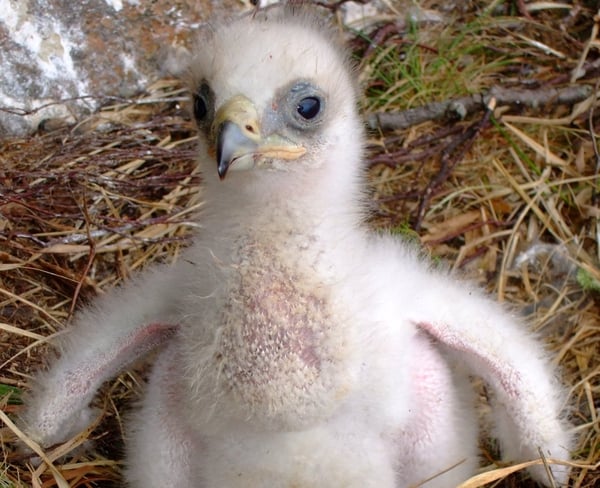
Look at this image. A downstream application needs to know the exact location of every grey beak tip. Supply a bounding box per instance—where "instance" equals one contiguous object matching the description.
[215,120,258,180]
[216,123,230,180]
[217,163,228,180]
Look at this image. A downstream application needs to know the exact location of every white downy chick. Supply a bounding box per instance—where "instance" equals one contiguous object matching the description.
[20,6,573,488]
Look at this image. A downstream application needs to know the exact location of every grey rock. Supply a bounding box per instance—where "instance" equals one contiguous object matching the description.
[0,0,242,136]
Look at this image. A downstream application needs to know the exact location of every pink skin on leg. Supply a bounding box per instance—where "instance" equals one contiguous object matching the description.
[416,320,571,485]
[20,323,178,448]
[64,323,179,397]
[126,345,199,487]
[416,321,523,402]
[395,333,478,487]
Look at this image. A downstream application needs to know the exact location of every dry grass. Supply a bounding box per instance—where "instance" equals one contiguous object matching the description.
[1,2,599,487]
[0,80,201,487]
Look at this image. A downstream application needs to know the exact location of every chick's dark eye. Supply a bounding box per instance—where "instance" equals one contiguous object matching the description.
[193,94,208,121]
[296,96,321,120]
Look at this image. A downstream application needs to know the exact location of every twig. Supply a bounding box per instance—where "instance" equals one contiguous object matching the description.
[589,80,600,262]
[571,8,600,82]
[516,0,533,20]
[368,125,464,168]
[313,0,370,12]
[0,94,188,117]
[367,85,593,131]
[68,193,97,320]
[363,23,401,58]
[0,409,70,488]
[413,98,496,230]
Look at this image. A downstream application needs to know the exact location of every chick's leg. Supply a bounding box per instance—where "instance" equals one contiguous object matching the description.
[19,265,181,448]
[396,333,478,488]
[125,346,198,487]
[415,279,572,486]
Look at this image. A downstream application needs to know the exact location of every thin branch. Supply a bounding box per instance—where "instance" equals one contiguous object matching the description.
[68,192,96,320]
[590,82,600,210]
[367,85,593,131]
[413,97,496,230]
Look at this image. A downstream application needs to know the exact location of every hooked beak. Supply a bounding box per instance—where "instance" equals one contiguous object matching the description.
[214,95,306,180]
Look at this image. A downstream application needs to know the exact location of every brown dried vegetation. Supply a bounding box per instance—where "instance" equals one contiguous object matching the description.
[1,2,599,487]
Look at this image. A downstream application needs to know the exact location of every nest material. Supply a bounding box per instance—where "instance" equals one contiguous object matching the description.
[1,3,599,487]
[0,80,202,487]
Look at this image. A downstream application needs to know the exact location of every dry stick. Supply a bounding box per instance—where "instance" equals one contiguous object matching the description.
[0,92,188,117]
[571,8,600,83]
[68,194,97,321]
[589,82,600,206]
[368,125,464,168]
[363,23,402,58]
[516,0,534,20]
[367,85,593,131]
[589,80,600,262]
[0,409,70,488]
[413,98,497,231]
[313,0,369,11]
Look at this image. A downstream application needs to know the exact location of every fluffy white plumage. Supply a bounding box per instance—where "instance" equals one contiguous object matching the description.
[21,6,572,487]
